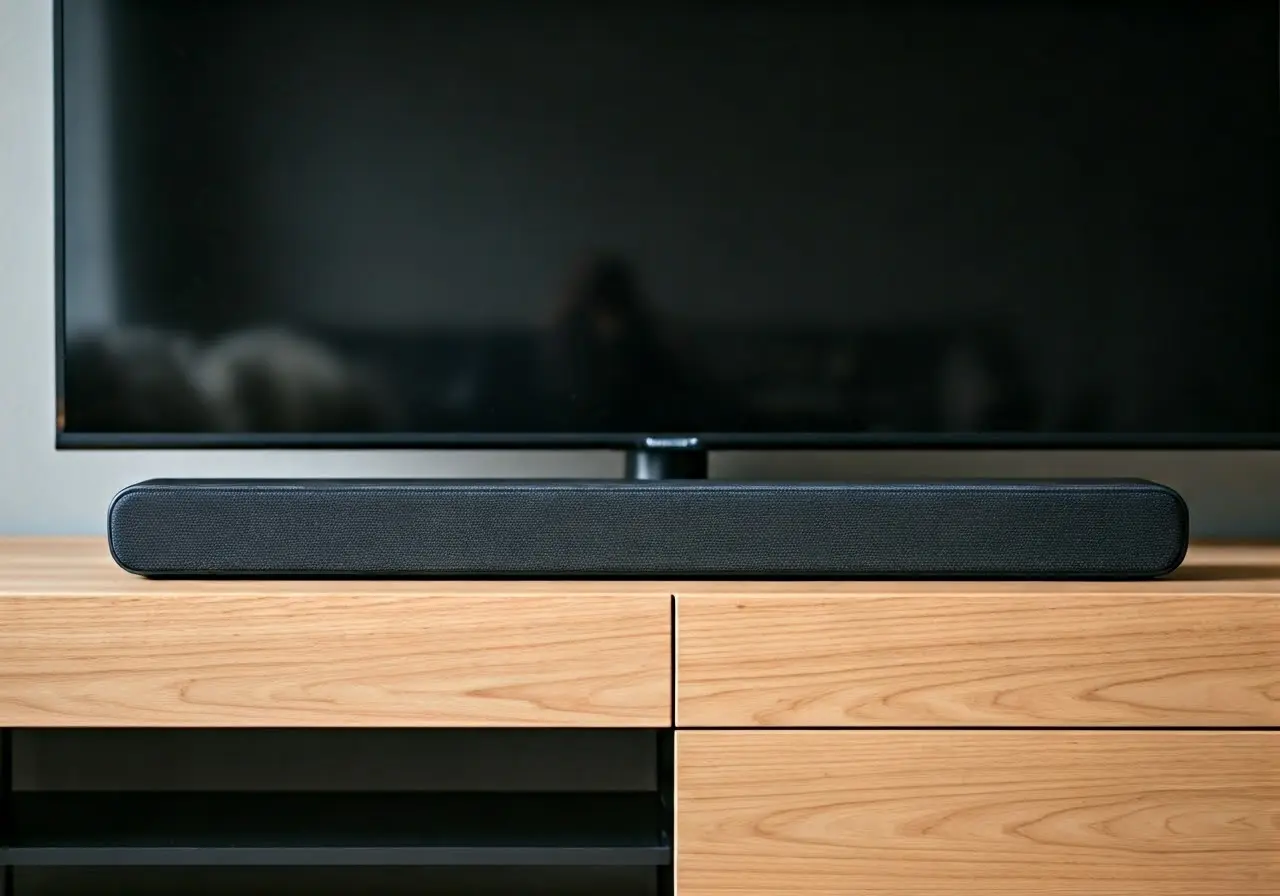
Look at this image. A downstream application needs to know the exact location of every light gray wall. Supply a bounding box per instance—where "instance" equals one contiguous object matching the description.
[2,0,1278,538]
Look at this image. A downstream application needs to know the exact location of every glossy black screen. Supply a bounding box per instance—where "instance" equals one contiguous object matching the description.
[58,0,1280,444]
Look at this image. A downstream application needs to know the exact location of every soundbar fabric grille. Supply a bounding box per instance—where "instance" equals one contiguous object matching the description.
[108,479,1188,579]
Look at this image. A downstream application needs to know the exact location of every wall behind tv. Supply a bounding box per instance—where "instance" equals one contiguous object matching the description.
[3,0,1280,537]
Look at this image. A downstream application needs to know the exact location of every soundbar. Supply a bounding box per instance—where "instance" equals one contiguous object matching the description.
[107,478,1188,579]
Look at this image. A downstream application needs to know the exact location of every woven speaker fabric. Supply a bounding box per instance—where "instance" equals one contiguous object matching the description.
[107,479,1187,579]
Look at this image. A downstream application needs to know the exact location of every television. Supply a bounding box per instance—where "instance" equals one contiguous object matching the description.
[57,0,1280,460]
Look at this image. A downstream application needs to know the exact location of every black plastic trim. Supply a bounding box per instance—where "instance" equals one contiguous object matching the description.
[53,0,66,433]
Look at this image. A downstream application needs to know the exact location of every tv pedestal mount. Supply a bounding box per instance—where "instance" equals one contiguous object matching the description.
[624,438,710,481]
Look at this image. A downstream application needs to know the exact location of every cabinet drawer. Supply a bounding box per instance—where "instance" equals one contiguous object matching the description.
[676,587,1280,726]
[677,730,1279,896]
[0,583,672,727]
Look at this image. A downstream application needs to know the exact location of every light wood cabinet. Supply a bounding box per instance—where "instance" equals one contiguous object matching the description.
[1,540,1277,892]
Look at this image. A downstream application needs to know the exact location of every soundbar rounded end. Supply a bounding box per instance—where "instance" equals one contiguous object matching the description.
[1150,482,1191,578]
[106,481,153,576]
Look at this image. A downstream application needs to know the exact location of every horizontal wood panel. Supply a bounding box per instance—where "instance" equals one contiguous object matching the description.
[0,539,671,726]
[677,730,1280,896]
[676,575,1280,726]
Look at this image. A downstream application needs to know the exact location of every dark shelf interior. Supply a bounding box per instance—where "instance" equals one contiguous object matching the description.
[0,791,670,867]
[12,866,667,896]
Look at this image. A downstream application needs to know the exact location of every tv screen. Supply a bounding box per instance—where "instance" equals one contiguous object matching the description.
[57,0,1280,447]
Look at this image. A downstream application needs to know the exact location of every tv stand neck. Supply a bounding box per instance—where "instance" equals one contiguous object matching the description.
[624,443,709,481]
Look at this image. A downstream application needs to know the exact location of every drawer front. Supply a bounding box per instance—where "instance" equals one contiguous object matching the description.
[677,731,1279,896]
[0,591,671,727]
[676,590,1280,726]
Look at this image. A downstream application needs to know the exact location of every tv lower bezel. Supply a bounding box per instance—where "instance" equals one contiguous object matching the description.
[53,432,1280,451]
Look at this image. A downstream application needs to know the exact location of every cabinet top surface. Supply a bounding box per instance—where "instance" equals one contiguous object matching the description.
[0,538,1275,598]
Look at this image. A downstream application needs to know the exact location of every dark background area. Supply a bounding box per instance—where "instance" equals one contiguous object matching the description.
[60,0,1280,439]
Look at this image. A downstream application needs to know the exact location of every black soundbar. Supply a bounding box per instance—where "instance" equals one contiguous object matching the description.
[107,478,1188,579]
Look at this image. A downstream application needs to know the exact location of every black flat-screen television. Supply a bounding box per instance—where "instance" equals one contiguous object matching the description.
[56,0,1280,450]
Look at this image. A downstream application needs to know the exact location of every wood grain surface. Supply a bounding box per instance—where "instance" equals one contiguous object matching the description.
[0,539,672,727]
[677,544,1280,727]
[677,730,1280,896]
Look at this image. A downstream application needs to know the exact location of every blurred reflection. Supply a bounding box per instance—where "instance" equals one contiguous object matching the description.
[63,328,398,435]
[545,254,701,432]
[197,330,398,433]
[62,307,1042,437]
[63,329,215,434]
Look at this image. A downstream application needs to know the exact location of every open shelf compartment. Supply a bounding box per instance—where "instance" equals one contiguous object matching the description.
[0,791,671,867]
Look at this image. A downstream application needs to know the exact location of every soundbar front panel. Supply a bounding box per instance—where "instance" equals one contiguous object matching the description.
[107,479,1188,579]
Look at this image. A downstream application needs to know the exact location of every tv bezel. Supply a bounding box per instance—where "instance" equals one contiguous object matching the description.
[51,0,1280,452]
